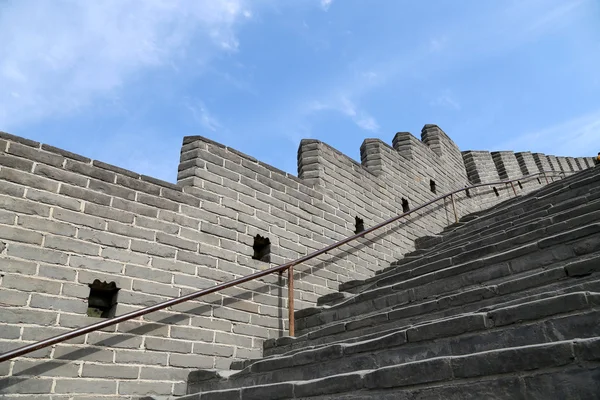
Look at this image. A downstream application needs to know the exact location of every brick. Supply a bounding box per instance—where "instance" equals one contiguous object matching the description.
[156,231,197,251]
[135,215,179,234]
[213,307,251,323]
[45,235,100,255]
[137,193,179,211]
[200,244,237,262]
[82,364,139,379]
[0,258,37,274]
[161,187,200,207]
[0,166,59,192]
[131,239,176,258]
[124,265,172,284]
[42,143,90,163]
[202,201,237,219]
[84,202,134,223]
[133,279,179,297]
[34,164,89,187]
[201,221,237,240]
[21,326,85,344]
[54,378,117,394]
[53,208,105,229]
[182,185,221,203]
[7,243,69,265]
[0,195,51,216]
[159,209,200,229]
[180,199,218,220]
[170,326,214,341]
[101,247,150,265]
[38,264,77,281]
[107,221,154,240]
[145,337,192,354]
[191,316,232,332]
[176,250,217,268]
[64,159,115,182]
[0,179,25,197]
[1,307,57,324]
[53,345,114,362]
[61,282,89,298]
[59,184,111,206]
[87,331,143,349]
[26,188,82,211]
[118,381,174,396]
[0,376,53,394]
[0,225,43,244]
[0,153,34,171]
[0,324,21,339]
[77,228,129,249]
[115,350,168,366]
[180,227,219,246]
[8,142,63,166]
[17,215,76,237]
[114,175,160,195]
[139,366,189,381]
[112,197,158,218]
[151,257,196,275]
[169,353,214,368]
[70,255,124,274]
[29,293,87,313]
[92,160,138,178]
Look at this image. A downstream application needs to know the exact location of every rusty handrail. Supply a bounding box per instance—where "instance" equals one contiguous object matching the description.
[0,169,574,362]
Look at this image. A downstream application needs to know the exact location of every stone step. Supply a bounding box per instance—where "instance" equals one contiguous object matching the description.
[340,182,600,296]
[188,310,600,395]
[267,253,600,356]
[298,225,600,336]
[206,292,599,394]
[414,168,600,254]
[309,217,600,327]
[395,179,600,270]
[423,187,600,261]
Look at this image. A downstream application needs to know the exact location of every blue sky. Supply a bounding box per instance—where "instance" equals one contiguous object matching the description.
[1,0,599,182]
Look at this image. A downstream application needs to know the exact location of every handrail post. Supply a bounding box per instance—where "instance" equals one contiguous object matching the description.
[510,181,517,196]
[450,193,458,224]
[288,266,295,337]
[543,172,549,184]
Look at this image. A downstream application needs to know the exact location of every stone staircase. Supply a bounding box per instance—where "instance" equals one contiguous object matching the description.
[178,167,600,399]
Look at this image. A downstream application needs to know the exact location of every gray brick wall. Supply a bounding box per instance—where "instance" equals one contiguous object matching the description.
[0,127,589,399]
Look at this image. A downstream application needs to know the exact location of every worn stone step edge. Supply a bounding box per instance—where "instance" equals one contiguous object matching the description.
[347,190,600,294]
[283,254,600,353]
[308,221,600,323]
[266,277,600,361]
[186,337,600,400]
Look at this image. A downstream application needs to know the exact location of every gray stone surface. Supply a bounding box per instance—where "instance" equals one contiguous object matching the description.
[0,128,596,400]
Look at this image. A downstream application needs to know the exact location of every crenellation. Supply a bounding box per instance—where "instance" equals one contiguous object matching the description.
[546,155,560,171]
[515,152,539,176]
[0,125,589,400]
[556,156,571,172]
[491,151,521,180]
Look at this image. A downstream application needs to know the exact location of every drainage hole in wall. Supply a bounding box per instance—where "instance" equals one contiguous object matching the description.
[252,234,271,263]
[87,280,120,318]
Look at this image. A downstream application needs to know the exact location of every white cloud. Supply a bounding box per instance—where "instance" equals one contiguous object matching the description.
[186,101,221,132]
[494,108,600,157]
[430,92,461,110]
[308,96,379,132]
[0,0,252,130]
[320,0,333,11]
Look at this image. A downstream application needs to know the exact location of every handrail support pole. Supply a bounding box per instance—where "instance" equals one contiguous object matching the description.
[510,181,517,196]
[450,193,459,224]
[288,266,295,337]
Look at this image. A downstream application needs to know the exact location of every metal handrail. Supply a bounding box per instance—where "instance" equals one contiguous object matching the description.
[0,169,573,362]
